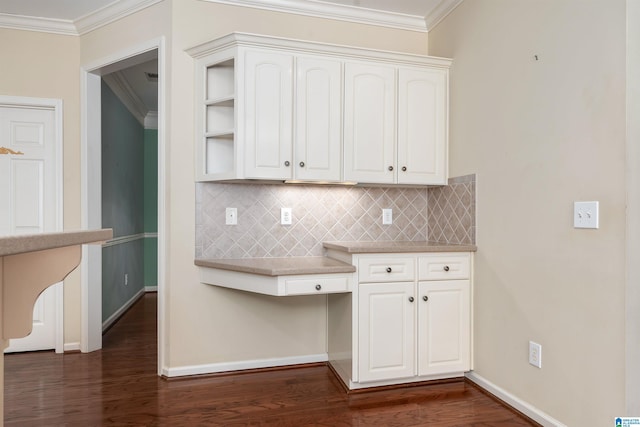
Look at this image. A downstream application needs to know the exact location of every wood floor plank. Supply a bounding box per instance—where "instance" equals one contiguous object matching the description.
[5,294,540,426]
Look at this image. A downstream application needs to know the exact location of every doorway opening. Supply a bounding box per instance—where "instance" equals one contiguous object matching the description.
[81,38,165,375]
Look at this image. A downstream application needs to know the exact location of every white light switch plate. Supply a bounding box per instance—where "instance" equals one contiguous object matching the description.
[382,209,392,225]
[281,207,292,225]
[574,201,599,229]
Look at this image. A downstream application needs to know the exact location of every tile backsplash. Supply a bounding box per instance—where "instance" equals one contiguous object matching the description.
[427,174,476,245]
[196,174,476,259]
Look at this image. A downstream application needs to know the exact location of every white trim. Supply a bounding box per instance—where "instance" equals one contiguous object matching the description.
[144,111,158,129]
[80,37,166,378]
[102,71,148,126]
[102,288,145,332]
[145,286,158,292]
[200,0,427,32]
[424,0,464,31]
[0,95,65,354]
[0,12,76,35]
[162,354,329,378]
[465,372,567,427]
[0,0,163,36]
[75,0,164,35]
[63,342,81,352]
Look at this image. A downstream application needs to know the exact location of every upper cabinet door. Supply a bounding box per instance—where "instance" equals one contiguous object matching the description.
[397,68,448,185]
[295,56,342,182]
[243,50,294,180]
[343,62,396,184]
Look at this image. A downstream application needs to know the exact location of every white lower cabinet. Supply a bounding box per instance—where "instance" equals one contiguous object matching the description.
[417,280,470,376]
[329,251,472,389]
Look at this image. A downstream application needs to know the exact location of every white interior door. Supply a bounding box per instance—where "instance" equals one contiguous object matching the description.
[0,99,62,353]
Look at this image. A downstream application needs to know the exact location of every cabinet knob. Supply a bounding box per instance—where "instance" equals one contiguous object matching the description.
[388,166,394,171]
[386,267,392,273]
[315,284,322,291]
[443,265,450,272]
[299,161,305,167]
[423,295,428,302]
[408,296,414,303]
[402,166,407,172]
[284,161,290,167]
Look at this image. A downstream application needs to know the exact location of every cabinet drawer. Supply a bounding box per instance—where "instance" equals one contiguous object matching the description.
[358,257,415,283]
[285,277,349,295]
[419,253,470,281]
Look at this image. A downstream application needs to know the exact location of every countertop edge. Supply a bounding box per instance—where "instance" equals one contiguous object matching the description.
[195,257,357,277]
[322,241,477,253]
[0,229,114,257]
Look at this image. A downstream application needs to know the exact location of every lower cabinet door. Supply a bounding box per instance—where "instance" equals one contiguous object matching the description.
[358,281,415,382]
[418,280,470,376]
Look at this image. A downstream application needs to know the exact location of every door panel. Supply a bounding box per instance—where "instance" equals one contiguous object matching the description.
[1,103,60,353]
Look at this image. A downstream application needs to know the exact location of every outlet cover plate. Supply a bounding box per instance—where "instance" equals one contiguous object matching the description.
[529,341,542,368]
[574,201,599,229]
[225,207,238,225]
[382,209,393,225]
[281,207,292,225]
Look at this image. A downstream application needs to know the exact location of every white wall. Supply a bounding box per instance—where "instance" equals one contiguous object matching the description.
[429,1,627,425]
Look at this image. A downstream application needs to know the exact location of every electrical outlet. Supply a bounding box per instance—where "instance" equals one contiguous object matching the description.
[382,208,393,225]
[225,207,238,225]
[529,341,542,368]
[281,207,292,225]
[124,273,129,286]
[574,201,599,229]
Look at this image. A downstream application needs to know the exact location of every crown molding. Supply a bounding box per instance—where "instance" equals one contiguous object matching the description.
[144,111,158,129]
[0,0,163,36]
[103,71,148,127]
[200,0,428,32]
[425,0,464,31]
[75,0,163,35]
[0,12,76,35]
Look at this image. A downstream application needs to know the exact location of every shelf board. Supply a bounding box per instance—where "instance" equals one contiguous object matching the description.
[205,95,235,106]
[205,130,235,138]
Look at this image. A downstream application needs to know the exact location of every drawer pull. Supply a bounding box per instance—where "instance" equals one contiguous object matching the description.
[284,160,291,167]
[299,161,305,167]
[423,295,429,302]
[408,296,414,303]
[386,267,392,273]
[402,166,407,171]
[315,284,322,291]
[388,166,394,171]
[443,265,450,272]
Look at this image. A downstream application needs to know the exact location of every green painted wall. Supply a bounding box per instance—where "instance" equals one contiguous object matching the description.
[101,80,145,323]
[144,128,158,287]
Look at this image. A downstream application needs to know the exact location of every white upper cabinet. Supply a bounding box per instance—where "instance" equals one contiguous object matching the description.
[295,56,342,182]
[188,33,451,185]
[398,67,448,185]
[243,50,294,179]
[343,62,396,184]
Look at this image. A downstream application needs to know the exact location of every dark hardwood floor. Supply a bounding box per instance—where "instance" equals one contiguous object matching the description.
[5,293,539,426]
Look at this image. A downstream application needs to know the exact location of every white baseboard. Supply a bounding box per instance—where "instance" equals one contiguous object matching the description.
[102,288,145,332]
[145,286,158,292]
[64,342,81,352]
[162,353,329,378]
[465,372,567,427]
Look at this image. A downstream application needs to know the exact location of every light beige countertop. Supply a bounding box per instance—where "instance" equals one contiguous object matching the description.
[195,256,356,276]
[0,229,113,257]
[323,240,477,254]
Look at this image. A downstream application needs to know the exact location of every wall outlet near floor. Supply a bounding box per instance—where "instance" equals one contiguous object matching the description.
[225,207,238,225]
[382,208,393,225]
[281,207,292,225]
[529,341,542,368]
[124,273,129,286]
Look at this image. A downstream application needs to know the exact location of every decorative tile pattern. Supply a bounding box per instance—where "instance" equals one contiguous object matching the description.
[196,183,429,259]
[427,174,476,245]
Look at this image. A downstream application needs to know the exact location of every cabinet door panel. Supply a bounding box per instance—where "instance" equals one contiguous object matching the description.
[295,56,342,181]
[397,68,447,185]
[418,280,470,376]
[358,282,415,382]
[243,50,293,179]
[344,63,396,184]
